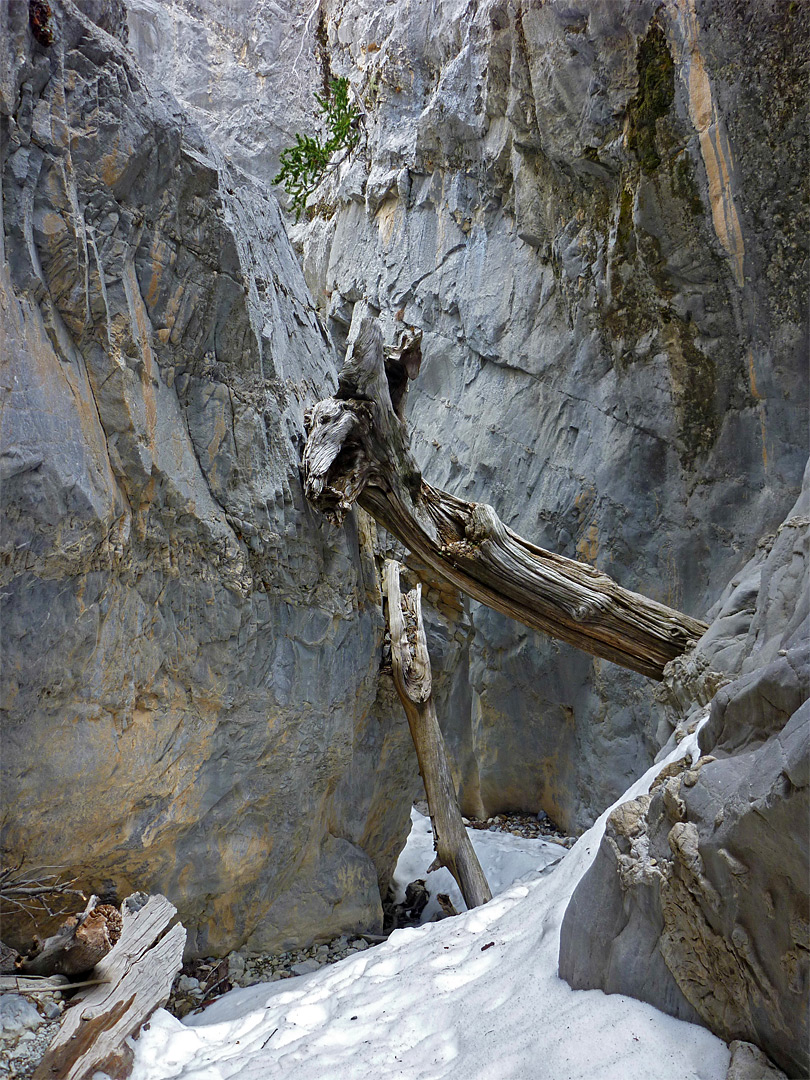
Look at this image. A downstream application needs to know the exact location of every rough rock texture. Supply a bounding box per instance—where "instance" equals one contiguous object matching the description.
[127,0,808,831]
[725,1041,788,1080]
[0,0,421,956]
[559,467,809,1077]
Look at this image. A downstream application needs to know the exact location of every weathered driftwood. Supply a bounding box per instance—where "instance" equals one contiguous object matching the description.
[304,320,708,680]
[0,975,105,993]
[33,894,185,1080]
[384,559,492,910]
[18,896,122,978]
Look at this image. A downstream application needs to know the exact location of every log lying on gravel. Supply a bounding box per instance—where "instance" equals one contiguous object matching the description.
[33,894,185,1080]
[304,320,707,680]
[384,560,492,910]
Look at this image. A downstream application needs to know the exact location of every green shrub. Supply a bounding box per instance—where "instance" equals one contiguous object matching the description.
[274,77,362,221]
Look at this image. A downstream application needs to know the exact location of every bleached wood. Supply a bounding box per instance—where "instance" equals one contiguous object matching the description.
[0,975,103,993]
[304,320,707,680]
[384,560,492,910]
[33,895,185,1080]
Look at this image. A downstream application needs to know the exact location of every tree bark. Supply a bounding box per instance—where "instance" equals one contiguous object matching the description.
[304,319,707,680]
[384,559,492,910]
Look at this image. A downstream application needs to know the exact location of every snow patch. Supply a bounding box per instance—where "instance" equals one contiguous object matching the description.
[129,721,729,1080]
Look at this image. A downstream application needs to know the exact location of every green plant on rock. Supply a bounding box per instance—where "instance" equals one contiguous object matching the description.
[627,23,675,175]
[273,77,362,222]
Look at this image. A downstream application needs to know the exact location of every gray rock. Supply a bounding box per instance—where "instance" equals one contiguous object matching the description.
[726,1041,788,1080]
[0,996,43,1034]
[290,959,321,976]
[40,999,62,1021]
[560,473,810,1077]
[0,0,411,957]
[226,952,246,981]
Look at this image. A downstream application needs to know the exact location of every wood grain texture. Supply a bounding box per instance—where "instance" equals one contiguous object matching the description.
[33,895,185,1080]
[304,320,708,679]
[384,560,492,910]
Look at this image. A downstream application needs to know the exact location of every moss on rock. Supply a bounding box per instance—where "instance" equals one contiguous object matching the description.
[627,23,675,175]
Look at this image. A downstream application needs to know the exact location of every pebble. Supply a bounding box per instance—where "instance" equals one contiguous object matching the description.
[0,997,43,1036]
[0,1005,62,1080]
[291,959,321,976]
[465,810,575,844]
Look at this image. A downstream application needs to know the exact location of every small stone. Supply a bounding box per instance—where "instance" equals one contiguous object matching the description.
[291,959,321,975]
[316,945,329,956]
[41,1000,62,1020]
[0,996,43,1033]
[351,939,368,952]
[176,975,200,993]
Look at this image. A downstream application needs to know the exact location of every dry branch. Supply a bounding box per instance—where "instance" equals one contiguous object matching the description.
[384,560,492,910]
[304,320,707,679]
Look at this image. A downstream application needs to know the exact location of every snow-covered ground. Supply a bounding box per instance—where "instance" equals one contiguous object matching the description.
[390,808,567,921]
[130,726,731,1080]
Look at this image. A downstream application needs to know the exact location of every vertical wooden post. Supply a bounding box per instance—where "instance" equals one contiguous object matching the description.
[384,560,492,910]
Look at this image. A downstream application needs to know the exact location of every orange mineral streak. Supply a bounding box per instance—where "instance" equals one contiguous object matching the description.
[669,0,745,288]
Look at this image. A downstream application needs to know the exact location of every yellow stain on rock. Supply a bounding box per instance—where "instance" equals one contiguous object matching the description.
[577,522,599,565]
[376,196,400,249]
[669,0,745,288]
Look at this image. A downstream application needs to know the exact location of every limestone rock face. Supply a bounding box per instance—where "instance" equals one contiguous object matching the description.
[559,469,809,1077]
[0,0,420,955]
[127,0,808,831]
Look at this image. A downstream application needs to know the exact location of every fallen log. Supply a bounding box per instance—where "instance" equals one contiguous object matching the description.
[303,319,708,680]
[33,893,185,1080]
[17,896,122,978]
[384,559,492,909]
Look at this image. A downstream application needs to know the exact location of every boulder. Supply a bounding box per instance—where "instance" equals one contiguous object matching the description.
[560,473,810,1077]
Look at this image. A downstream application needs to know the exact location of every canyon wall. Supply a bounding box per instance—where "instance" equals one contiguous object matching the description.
[0,0,420,955]
[560,464,809,1077]
[128,0,808,830]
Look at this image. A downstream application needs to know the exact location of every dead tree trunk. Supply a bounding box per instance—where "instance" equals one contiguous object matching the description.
[384,559,492,910]
[17,896,122,978]
[33,894,185,1080]
[304,319,707,680]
